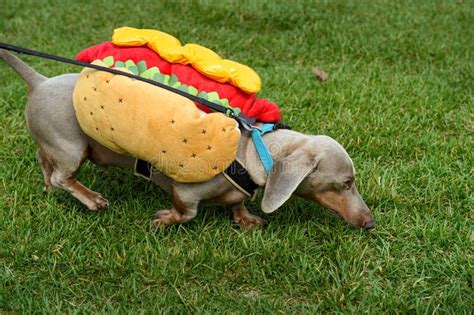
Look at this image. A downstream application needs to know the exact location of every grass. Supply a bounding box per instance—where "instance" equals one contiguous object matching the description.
[1,0,472,313]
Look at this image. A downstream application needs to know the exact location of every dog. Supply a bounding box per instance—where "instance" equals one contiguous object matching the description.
[1,49,375,229]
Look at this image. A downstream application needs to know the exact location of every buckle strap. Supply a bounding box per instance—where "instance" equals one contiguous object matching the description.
[251,123,276,173]
[134,158,258,197]
[134,159,157,179]
[223,159,259,197]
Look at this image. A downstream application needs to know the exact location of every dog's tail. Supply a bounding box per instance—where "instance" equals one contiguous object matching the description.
[0,49,47,90]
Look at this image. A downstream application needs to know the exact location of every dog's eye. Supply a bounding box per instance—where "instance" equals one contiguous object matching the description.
[343,180,352,189]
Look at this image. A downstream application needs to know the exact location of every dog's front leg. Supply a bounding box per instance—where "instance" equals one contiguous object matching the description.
[231,201,267,229]
[151,186,198,226]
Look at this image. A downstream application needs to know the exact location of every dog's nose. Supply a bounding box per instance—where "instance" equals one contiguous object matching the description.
[363,218,375,229]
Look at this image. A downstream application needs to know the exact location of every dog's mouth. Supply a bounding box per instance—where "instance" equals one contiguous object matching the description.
[324,207,375,229]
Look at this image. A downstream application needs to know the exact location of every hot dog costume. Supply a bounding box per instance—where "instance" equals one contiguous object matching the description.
[73,27,280,183]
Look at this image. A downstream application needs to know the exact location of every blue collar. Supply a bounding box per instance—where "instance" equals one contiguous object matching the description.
[251,123,277,173]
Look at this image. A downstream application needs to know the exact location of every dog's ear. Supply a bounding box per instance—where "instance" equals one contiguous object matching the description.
[261,151,320,213]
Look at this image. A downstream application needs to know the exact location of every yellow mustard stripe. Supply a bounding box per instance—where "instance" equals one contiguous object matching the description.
[112,27,261,94]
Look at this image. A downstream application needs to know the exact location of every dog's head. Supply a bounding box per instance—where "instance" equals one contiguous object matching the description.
[261,135,375,229]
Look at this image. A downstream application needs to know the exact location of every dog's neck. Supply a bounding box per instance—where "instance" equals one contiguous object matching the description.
[238,128,309,186]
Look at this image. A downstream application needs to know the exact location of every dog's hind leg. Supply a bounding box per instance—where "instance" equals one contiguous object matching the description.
[39,145,111,211]
[36,149,55,193]
[50,169,109,211]
[34,137,109,211]
[34,139,109,212]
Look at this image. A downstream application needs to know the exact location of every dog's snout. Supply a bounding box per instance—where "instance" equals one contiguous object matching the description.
[363,218,375,229]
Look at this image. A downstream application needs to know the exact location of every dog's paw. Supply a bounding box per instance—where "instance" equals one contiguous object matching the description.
[150,209,185,227]
[151,209,174,227]
[94,194,109,209]
[85,194,109,211]
[233,213,267,230]
[43,185,57,193]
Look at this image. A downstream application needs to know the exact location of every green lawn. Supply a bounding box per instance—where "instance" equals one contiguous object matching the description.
[1,0,472,313]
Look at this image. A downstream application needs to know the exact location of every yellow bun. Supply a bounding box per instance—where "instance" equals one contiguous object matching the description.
[73,61,241,183]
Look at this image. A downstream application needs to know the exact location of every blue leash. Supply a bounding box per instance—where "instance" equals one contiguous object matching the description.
[251,123,277,173]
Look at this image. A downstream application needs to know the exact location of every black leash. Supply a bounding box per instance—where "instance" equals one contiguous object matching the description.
[0,42,256,130]
[1,42,293,192]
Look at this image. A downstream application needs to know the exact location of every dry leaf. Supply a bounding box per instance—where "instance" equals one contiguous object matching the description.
[312,67,329,82]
